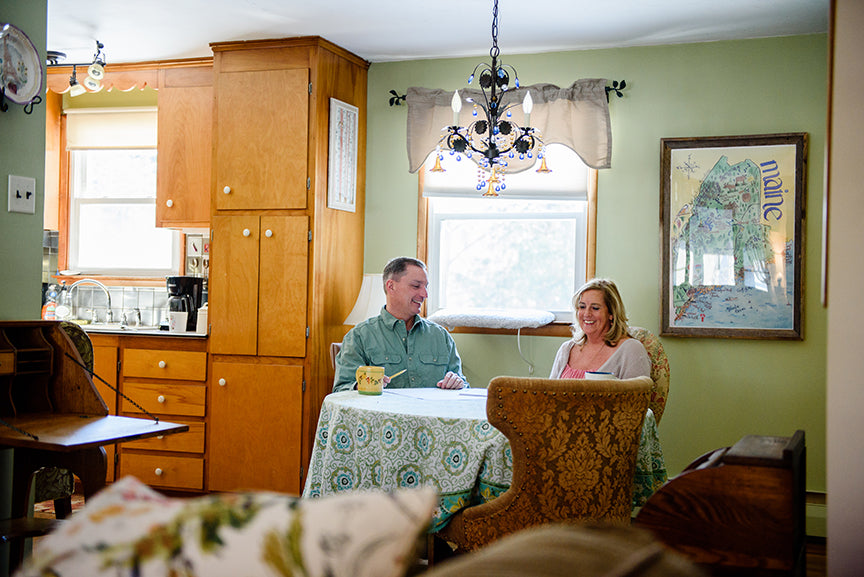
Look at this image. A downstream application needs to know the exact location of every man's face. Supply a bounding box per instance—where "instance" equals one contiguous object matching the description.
[385,265,429,321]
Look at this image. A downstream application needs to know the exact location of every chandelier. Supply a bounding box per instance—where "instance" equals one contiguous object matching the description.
[433,0,547,196]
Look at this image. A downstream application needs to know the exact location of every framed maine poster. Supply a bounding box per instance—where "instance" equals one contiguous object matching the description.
[327,98,359,212]
[660,133,807,339]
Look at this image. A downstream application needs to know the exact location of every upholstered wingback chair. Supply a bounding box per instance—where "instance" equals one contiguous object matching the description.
[628,327,670,424]
[436,375,653,553]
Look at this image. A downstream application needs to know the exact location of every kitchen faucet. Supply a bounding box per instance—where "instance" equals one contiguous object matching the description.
[68,279,114,323]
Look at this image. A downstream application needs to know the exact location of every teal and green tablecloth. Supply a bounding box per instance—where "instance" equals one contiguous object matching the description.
[302,388,666,531]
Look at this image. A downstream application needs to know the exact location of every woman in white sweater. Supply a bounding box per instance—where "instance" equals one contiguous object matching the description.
[549,278,650,380]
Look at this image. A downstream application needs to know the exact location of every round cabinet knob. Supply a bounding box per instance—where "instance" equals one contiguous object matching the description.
[154,468,164,476]
[264,229,273,238]
[157,395,166,404]
[219,378,227,387]
[166,199,174,207]
[158,360,166,369]
[223,186,231,195]
[157,435,164,440]
[242,229,251,237]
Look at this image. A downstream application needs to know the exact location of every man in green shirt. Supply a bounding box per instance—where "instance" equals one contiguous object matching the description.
[332,257,468,392]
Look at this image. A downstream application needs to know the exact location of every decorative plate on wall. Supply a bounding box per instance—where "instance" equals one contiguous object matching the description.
[1,23,44,105]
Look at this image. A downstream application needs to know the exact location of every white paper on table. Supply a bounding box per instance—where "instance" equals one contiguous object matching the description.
[383,388,483,401]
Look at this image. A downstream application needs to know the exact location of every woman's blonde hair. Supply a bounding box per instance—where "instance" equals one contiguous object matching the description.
[571,278,631,346]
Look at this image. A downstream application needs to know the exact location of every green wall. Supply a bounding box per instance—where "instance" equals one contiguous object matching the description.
[365,35,828,496]
[0,0,46,321]
[0,3,47,572]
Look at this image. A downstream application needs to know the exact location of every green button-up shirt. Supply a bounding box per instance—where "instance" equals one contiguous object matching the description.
[332,307,468,392]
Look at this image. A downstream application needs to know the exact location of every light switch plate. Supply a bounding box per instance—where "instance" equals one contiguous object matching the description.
[8,175,37,214]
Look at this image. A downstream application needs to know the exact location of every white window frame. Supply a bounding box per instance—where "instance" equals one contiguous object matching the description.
[420,144,597,324]
[65,108,180,277]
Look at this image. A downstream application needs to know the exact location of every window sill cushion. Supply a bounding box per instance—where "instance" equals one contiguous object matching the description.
[428,308,555,331]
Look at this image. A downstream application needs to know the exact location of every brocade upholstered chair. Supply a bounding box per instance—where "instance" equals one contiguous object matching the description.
[436,375,653,553]
[628,327,670,424]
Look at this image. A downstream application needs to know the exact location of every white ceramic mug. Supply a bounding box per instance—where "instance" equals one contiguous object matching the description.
[585,371,617,380]
[168,311,188,333]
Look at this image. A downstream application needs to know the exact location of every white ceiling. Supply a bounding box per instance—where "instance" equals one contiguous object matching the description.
[47,0,829,66]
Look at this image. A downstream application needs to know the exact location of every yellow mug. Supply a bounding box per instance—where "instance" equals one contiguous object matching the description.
[356,365,385,395]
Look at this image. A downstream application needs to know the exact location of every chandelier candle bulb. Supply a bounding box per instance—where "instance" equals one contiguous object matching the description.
[451,90,462,126]
[522,91,533,127]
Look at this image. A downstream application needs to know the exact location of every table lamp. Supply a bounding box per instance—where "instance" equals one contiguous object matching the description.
[344,274,386,325]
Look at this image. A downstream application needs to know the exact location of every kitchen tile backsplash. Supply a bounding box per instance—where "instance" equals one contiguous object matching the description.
[72,285,170,327]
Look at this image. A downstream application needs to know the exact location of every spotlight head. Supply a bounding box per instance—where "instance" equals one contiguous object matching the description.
[87,61,105,80]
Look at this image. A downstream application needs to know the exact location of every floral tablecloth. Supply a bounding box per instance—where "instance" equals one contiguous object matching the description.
[302,388,666,531]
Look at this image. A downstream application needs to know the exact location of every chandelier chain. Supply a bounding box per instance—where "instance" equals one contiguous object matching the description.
[490,0,500,60]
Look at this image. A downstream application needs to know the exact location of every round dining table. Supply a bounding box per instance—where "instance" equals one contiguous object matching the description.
[302,387,666,531]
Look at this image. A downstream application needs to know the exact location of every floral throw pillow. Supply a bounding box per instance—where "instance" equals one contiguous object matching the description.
[17,476,437,577]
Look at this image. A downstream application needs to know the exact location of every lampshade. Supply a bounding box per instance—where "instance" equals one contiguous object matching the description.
[344,274,386,325]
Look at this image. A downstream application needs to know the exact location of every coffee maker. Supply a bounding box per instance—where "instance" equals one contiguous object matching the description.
[166,276,204,331]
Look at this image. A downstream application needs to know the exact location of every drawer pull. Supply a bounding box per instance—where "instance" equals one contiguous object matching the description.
[219,378,227,387]
[158,360,167,369]
[155,468,164,476]
[157,395,166,403]
[157,435,164,440]
[166,199,174,207]
[223,186,231,195]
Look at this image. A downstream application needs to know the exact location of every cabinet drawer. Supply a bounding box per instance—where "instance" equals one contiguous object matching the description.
[122,382,206,417]
[120,454,204,490]
[122,349,207,381]
[122,421,205,453]
[0,352,13,374]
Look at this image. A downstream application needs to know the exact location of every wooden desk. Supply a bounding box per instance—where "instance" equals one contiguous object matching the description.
[0,320,188,574]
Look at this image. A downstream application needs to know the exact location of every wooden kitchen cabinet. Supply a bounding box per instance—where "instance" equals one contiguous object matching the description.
[209,215,308,357]
[208,361,303,494]
[209,37,368,493]
[89,334,120,483]
[117,336,208,492]
[156,63,213,228]
[214,67,309,211]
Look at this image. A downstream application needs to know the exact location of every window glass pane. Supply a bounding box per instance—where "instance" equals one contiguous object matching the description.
[73,149,157,199]
[429,197,585,318]
[74,203,175,271]
[439,217,578,311]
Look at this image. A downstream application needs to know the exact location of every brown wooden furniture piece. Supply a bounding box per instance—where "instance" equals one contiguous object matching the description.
[436,375,653,553]
[635,430,806,577]
[207,37,369,494]
[0,320,188,574]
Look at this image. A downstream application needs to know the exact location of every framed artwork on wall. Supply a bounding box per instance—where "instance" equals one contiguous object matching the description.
[660,133,808,339]
[327,98,359,212]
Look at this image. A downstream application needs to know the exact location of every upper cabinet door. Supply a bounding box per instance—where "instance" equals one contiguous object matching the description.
[156,66,213,227]
[215,68,310,211]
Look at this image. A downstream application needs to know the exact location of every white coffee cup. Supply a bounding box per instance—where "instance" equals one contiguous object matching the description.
[168,311,188,333]
[585,371,617,380]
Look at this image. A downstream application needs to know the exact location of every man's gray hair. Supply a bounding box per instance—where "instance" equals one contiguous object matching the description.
[383,257,427,285]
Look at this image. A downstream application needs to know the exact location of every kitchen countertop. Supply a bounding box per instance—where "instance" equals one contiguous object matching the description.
[78,323,208,338]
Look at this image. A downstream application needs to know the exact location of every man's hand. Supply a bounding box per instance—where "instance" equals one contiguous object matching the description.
[437,371,465,390]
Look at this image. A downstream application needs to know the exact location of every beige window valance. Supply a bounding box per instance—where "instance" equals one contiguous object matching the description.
[406,78,612,174]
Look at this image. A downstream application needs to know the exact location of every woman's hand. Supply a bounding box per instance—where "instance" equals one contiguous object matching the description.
[437,371,465,389]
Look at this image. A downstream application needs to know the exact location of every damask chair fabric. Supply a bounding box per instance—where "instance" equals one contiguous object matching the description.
[628,327,670,424]
[436,375,653,552]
